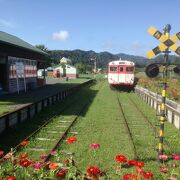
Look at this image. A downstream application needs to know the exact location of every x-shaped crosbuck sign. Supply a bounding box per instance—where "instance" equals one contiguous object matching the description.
[147,26,180,59]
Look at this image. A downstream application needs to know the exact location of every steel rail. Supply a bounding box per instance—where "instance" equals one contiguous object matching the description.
[116,92,138,160]
[127,94,174,154]
[1,81,94,158]
[44,80,105,162]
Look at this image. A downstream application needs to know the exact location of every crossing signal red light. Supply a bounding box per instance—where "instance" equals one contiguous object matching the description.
[145,63,159,78]
[173,65,180,75]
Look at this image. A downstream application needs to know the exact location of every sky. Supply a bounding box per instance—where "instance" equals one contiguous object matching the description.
[0,0,180,57]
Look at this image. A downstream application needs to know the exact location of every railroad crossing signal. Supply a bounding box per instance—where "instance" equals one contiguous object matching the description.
[147,26,180,59]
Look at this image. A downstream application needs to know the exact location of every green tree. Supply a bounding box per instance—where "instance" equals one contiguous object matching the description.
[35,44,49,53]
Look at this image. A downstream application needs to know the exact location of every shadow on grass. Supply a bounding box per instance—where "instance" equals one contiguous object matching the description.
[0,83,82,105]
[0,85,97,152]
[109,85,135,93]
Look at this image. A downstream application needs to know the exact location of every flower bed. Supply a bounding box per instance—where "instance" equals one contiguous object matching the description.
[0,139,179,179]
[137,76,180,102]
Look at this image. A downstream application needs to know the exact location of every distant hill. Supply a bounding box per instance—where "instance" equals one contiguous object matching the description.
[48,49,148,68]
[48,49,180,68]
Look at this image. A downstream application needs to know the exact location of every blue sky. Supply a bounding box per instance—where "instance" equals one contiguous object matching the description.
[0,0,180,56]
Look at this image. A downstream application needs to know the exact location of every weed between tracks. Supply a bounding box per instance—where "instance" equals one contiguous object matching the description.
[0,79,179,179]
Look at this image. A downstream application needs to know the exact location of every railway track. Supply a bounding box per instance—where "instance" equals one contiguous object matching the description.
[116,92,138,160]
[126,94,175,154]
[115,90,157,160]
[116,90,176,161]
[3,80,104,163]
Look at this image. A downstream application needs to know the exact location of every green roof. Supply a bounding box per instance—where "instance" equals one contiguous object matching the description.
[0,31,48,55]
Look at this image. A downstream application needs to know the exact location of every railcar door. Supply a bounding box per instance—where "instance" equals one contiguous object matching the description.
[118,66,125,84]
[108,66,118,84]
[125,66,134,85]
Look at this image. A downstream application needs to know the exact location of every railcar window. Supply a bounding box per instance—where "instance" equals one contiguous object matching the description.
[126,67,134,72]
[120,67,123,72]
[110,67,118,72]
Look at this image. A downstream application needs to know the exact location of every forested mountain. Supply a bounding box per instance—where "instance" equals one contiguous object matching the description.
[36,45,180,70]
[48,49,148,68]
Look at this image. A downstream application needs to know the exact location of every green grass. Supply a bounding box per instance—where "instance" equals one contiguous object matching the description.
[0,78,90,116]
[0,79,179,179]
[51,82,180,179]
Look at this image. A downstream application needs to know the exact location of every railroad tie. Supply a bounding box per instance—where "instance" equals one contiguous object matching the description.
[36,138,57,141]
[26,148,49,152]
[69,132,78,134]
[46,130,64,134]
[55,125,68,128]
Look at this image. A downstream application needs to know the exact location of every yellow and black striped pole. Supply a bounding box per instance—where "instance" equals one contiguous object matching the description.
[158,24,171,161]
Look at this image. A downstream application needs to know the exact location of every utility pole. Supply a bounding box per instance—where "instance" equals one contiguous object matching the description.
[90,57,97,78]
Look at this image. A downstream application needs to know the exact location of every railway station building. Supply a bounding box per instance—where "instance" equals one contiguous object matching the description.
[0,31,48,93]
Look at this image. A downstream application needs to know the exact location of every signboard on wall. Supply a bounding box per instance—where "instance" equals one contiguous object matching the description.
[15,62,25,78]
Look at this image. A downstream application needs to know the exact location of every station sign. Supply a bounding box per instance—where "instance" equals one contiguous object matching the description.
[15,62,25,78]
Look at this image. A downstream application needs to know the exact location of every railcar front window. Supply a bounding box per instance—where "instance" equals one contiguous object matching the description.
[120,67,123,72]
[110,67,118,72]
[126,67,134,72]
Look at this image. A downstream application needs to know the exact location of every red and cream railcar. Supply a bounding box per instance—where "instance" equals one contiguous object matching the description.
[108,60,135,87]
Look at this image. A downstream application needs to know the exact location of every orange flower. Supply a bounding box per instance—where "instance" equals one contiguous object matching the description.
[19,153,28,159]
[5,176,16,180]
[20,141,29,146]
[123,174,137,180]
[47,162,59,169]
[67,136,77,144]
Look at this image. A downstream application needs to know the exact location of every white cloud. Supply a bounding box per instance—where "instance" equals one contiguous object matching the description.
[0,18,13,28]
[52,30,69,41]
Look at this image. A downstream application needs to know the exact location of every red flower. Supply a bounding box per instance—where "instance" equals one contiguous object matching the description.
[0,159,5,163]
[20,141,29,146]
[64,159,69,166]
[168,177,177,180]
[172,155,180,160]
[159,154,168,161]
[114,155,127,163]
[86,166,102,179]
[143,171,154,179]
[123,174,137,180]
[19,153,28,159]
[56,169,66,178]
[127,160,137,166]
[47,162,59,169]
[19,159,32,167]
[4,154,12,159]
[0,151,4,157]
[135,161,144,169]
[172,163,177,168]
[5,176,16,180]
[67,136,77,144]
[135,168,144,174]
[89,143,100,149]
[12,158,18,165]
[39,154,48,159]
[160,166,169,173]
